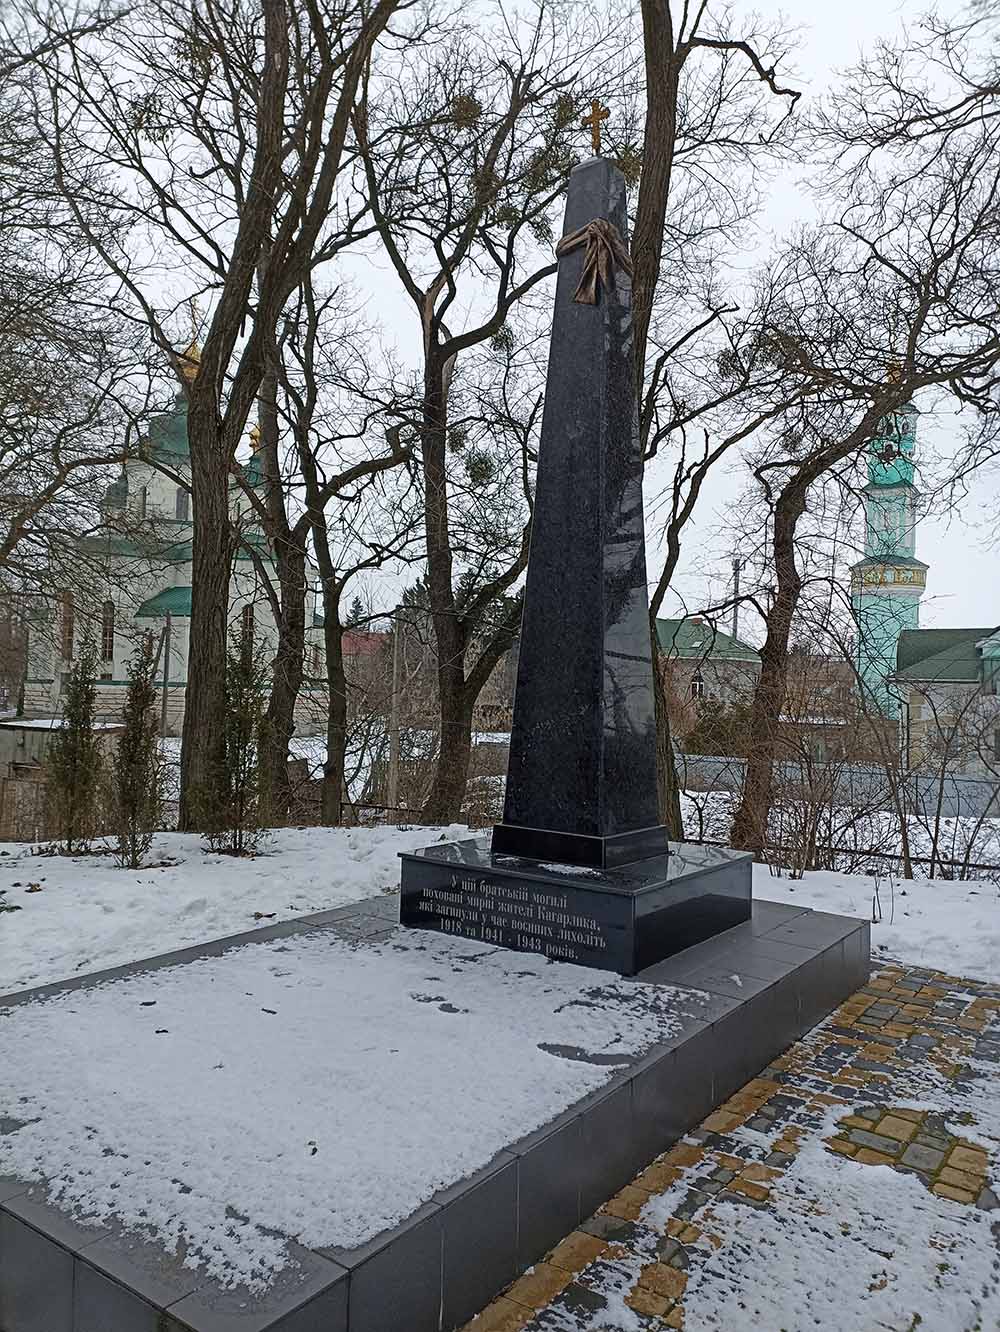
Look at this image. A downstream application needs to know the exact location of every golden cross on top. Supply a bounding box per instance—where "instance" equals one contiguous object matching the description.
[581,99,609,155]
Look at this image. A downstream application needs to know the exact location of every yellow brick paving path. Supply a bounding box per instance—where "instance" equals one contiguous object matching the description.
[463,963,1000,1331]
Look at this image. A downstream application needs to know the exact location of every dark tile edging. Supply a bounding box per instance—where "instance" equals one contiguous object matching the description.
[0,903,870,1332]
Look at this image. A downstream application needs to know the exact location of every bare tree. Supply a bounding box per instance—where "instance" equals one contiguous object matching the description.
[1,2,140,606]
[629,3,801,832]
[354,10,616,822]
[270,280,419,822]
[730,159,1000,857]
[34,0,413,828]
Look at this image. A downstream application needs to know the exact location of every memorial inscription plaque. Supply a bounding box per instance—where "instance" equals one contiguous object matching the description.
[407,872,620,968]
[400,838,752,976]
[399,154,752,974]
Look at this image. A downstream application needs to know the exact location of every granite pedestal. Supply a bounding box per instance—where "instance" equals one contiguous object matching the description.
[0,894,870,1332]
[399,837,751,976]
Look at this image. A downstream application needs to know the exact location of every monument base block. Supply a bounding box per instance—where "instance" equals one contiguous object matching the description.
[399,836,752,976]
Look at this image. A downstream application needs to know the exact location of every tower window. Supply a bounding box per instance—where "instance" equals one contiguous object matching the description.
[101,599,115,662]
[175,487,189,521]
[140,486,148,520]
[691,670,705,700]
[60,590,74,660]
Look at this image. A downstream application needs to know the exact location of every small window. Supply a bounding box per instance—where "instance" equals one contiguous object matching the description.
[993,730,1000,764]
[691,670,705,700]
[175,487,189,521]
[312,644,321,675]
[101,599,115,662]
[140,486,148,519]
[60,590,74,660]
[241,603,254,640]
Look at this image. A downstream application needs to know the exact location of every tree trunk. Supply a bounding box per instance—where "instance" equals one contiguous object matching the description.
[418,346,472,825]
[257,352,306,823]
[632,2,680,380]
[422,686,474,825]
[321,592,347,825]
[262,538,306,821]
[632,13,684,830]
[178,419,234,831]
[730,489,805,858]
[652,650,684,838]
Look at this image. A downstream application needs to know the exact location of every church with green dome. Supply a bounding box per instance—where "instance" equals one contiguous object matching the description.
[24,349,327,731]
[849,400,928,718]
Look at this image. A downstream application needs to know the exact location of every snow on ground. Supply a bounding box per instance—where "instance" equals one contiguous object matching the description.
[0,930,691,1290]
[3,821,998,996]
[754,862,1000,983]
[677,1111,1000,1331]
[0,824,464,994]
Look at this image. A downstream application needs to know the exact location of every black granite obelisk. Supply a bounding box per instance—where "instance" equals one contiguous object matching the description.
[491,157,668,871]
[398,156,752,975]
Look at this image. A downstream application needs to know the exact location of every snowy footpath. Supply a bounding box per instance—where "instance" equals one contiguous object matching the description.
[467,960,1000,1332]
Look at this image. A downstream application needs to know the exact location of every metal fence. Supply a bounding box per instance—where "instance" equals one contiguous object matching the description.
[678,753,1000,821]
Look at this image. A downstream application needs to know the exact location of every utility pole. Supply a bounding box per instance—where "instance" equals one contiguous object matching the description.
[731,559,742,642]
[386,610,402,815]
[159,611,172,737]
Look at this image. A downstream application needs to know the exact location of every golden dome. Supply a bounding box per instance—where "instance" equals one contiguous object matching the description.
[178,338,201,383]
[249,422,262,448]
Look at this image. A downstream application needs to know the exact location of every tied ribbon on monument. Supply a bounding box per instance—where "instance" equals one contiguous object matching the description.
[554,217,633,305]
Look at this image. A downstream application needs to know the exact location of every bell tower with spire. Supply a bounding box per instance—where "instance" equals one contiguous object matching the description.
[850,394,928,717]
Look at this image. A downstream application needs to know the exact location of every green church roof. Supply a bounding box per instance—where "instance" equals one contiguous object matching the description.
[102,472,128,510]
[135,586,193,617]
[79,532,194,562]
[655,617,759,663]
[895,627,999,683]
[240,452,266,489]
[143,392,191,462]
[850,554,929,572]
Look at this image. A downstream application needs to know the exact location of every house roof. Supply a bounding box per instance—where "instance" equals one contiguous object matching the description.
[135,586,193,618]
[895,627,999,683]
[655,617,759,663]
[342,631,387,657]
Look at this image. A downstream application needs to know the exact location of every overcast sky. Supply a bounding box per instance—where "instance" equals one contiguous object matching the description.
[656,0,999,640]
[345,0,998,638]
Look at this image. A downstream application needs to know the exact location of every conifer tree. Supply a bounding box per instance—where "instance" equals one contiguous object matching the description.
[204,627,271,855]
[345,595,366,628]
[109,635,164,868]
[47,638,102,852]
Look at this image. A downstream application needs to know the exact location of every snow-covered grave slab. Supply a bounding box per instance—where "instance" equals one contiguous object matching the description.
[0,928,687,1288]
[0,893,870,1332]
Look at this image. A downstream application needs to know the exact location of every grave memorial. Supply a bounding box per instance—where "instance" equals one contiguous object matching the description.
[0,123,872,1332]
[400,154,752,974]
